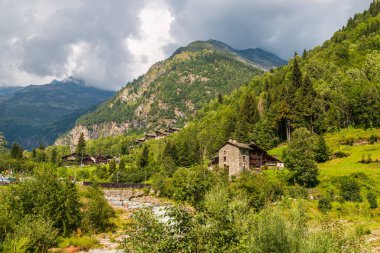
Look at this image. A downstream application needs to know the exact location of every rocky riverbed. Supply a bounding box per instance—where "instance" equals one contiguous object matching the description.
[84,189,172,253]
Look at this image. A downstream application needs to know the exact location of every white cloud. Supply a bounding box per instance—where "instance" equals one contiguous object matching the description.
[127,2,175,78]
[0,0,374,90]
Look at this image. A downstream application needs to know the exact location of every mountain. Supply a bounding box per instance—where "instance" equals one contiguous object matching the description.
[0,86,23,102]
[173,39,287,70]
[0,77,114,149]
[56,40,286,147]
[160,0,380,167]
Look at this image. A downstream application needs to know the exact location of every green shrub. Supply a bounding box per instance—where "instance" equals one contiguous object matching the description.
[368,134,378,144]
[82,185,115,232]
[58,235,99,251]
[367,192,378,209]
[318,196,332,213]
[332,151,350,158]
[336,176,362,202]
[2,216,58,253]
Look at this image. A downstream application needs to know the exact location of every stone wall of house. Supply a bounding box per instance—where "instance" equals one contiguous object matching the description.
[219,144,245,177]
[239,148,250,172]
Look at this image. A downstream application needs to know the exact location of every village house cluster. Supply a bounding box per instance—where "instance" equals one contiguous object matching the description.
[212,139,284,177]
[135,127,180,144]
[62,153,115,165]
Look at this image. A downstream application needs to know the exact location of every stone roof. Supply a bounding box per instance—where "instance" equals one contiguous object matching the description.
[226,139,253,150]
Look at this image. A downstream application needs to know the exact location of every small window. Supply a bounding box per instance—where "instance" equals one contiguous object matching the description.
[243,155,246,162]
[224,150,226,154]
[224,156,227,162]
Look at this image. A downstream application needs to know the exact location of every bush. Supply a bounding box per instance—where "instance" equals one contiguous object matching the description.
[121,207,195,252]
[230,173,285,210]
[368,134,378,144]
[336,176,362,202]
[318,196,332,213]
[82,185,115,232]
[332,151,350,158]
[59,235,99,251]
[2,216,58,253]
[367,192,378,209]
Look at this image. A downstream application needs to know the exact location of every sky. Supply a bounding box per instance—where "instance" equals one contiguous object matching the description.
[0,0,373,90]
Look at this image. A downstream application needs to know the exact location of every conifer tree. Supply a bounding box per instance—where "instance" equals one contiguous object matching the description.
[217,93,223,104]
[108,158,117,176]
[11,143,23,159]
[315,135,330,163]
[118,158,126,172]
[50,148,58,164]
[139,146,149,168]
[241,92,259,125]
[291,57,302,89]
[75,133,86,161]
[302,49,308,59]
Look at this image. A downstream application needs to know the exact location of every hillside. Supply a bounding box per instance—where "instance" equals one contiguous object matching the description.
[161,0,380,167]
[0,77,114,149]
[56,40,286,147]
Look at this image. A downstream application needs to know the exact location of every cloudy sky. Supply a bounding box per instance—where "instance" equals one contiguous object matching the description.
[0,0,372,90]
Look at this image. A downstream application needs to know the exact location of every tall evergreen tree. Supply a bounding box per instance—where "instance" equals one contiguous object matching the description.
[241,92,259,124]
[50,148,58,164]
[315,135,330,163]
[10,143,23,159]
[108,158,117,177]
[139,146,149,168]
[75,133,86,161]
[291,57,303,89]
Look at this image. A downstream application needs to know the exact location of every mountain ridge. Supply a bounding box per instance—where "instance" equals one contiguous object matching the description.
[55,39,286,147]
[0,78,114,149]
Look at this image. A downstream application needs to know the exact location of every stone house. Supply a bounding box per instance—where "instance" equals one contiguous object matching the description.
[217,139,283,177]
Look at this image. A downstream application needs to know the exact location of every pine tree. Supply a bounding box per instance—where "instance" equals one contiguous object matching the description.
[10,143,23,159]
[118,158,126,172]
[315,135,330,163]
[139,146,149,168]
[163,140,177,162]
[291,57,302,89]
[75,133,86,161]
[50,148,58,164]
[302,49,308,59]
[217,93,223,104]
[108,158,117,176]
[241,92,259,124]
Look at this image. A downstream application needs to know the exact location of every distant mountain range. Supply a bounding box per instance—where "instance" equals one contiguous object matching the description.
[56,39,286,147]
[0,77,114,149]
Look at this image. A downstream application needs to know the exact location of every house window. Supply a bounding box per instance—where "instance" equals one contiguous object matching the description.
[223,156,227,162]
[224,150,226,154]
[243,155,246,162]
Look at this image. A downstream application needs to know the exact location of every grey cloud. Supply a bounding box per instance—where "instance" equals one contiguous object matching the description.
[166,0,372,59]
[0,0,374,90]
[0,0,148,90]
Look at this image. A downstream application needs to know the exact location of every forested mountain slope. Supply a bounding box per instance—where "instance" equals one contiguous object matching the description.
[0,77,114,149]
[165,0,380,167]
[56,40,286,146]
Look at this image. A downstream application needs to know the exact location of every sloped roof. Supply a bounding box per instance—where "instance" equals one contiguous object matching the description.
[224,139,253,150]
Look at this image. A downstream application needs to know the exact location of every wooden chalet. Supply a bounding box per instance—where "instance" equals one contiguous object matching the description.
[155,131,168,139]
[62,153,77,162]
[166,127,180,133]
